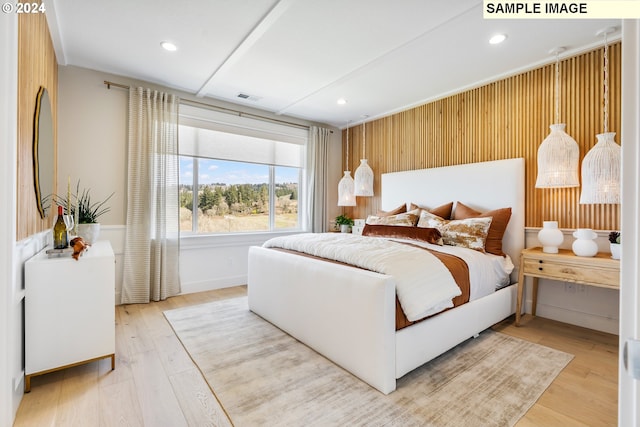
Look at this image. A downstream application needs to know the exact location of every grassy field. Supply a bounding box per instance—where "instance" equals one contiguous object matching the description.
[180,207,298,233]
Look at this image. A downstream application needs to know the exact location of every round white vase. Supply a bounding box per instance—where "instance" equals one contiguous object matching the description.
[538,221,563,253]
[77,223,101,245]
[572,228,598,257]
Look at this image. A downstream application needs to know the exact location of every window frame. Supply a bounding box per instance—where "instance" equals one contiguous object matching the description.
[177,106,307,237]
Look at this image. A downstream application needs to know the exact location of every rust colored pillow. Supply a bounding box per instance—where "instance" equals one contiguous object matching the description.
[362,224,443,245]
[453,202,512,257]
[410,202,454,219]
[376,204,407,216]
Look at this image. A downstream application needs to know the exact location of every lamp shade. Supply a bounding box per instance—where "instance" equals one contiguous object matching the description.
[535,124,580,188]
[337,171,356,206]
[354,159,374,196]
[579,132,621,204]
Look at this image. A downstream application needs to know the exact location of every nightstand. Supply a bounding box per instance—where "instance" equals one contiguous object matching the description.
[515,247,620,326]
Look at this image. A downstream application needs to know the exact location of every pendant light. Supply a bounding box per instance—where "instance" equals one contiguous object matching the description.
[338,121,356,206]
[535,47,580,188]
[580,27,621,204]
[354,121,373,196]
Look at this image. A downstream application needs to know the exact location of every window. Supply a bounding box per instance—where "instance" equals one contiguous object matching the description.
[178,105,307,235]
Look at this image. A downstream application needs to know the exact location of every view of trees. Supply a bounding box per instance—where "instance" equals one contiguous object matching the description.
[179,183,298,216]
[180,182,299,233]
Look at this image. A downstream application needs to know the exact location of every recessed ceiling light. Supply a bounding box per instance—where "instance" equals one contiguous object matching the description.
[337,98,347,105]
[489,34,507,45]
[161,41,177,51]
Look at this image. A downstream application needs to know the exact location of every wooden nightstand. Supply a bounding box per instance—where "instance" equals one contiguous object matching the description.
[515,247,620,326]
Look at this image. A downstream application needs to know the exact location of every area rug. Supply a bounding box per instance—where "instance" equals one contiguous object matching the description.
[164,297,572,427]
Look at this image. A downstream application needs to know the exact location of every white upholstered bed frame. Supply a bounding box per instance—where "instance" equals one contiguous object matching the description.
[248,158,525,394]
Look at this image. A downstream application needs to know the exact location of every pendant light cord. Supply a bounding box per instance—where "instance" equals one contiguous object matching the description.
[603,32,609,134]
[362,123,366,158]
[345,121,350,170]
[554,51,560,124]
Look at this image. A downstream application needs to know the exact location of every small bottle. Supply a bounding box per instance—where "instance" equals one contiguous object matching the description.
[53,205,68,249]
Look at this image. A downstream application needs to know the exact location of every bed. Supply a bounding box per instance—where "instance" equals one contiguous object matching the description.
[248,158,525,394]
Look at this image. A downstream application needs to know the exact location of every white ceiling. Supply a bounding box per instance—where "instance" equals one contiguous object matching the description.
[44,0,620,129]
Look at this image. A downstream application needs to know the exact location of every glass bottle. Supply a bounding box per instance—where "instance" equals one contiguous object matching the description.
[53,205,68,249]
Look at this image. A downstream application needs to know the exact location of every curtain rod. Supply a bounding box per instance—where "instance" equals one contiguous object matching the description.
[103,80,327,132]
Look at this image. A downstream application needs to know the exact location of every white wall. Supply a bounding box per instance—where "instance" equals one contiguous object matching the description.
[57,65,342,302]
[0,11,18,427]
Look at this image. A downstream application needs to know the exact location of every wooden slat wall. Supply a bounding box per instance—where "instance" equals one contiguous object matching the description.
[343,43,621,231]
[17,7,58,240]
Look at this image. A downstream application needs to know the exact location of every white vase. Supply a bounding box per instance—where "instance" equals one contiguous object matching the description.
[572,228,598,257]
[610,243,621,260]
[77,223,101,245]
[538,221,563,253]
[340,224,351,233]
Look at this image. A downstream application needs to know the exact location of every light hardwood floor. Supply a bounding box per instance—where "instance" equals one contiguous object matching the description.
[14,286,618,426]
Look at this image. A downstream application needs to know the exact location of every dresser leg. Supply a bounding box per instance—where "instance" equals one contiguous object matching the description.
[24,375,31,393]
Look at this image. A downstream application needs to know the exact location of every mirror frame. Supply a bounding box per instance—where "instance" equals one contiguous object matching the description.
[32,86,54,219]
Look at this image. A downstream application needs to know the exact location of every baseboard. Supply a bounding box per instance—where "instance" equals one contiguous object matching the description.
[179,275,247,296]
[13,371,23,392]
[524,300,619,335]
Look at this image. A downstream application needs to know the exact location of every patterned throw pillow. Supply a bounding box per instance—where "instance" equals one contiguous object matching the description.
[417,210,493,252]
[453,202,512,257]
[366,209,420,227]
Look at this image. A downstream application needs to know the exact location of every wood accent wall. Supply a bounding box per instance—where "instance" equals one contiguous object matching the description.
[342,43,621,231]
[17,7,58,240]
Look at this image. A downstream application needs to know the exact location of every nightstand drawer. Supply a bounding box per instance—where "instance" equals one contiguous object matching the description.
[523,257,619,288]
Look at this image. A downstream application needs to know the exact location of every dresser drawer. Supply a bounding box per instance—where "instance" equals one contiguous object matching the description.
[523,257,619,288]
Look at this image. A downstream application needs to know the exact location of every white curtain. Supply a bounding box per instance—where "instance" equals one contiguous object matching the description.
[121,87,181,303]
[305,126,330,232]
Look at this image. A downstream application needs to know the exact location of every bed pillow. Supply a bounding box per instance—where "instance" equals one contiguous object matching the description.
[453,202,512,257]
[362,224,443,245]
[417,210,492,252]
[409,202,454,219]
[365,209,420,227]
[376,204,407,216]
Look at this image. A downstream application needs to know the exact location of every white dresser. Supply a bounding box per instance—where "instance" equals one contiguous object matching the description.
[24,240,115,392]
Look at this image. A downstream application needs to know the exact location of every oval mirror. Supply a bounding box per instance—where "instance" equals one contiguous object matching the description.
[33,86,54,219]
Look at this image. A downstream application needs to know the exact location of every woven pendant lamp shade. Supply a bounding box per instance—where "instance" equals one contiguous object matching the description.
[338,122,356,206]
[354,123,374,196]
[579,132,621,204]
[338,171,356,206]
[535,124,580,188]
[580,27,621,204]
[535,48,579,188]
[354,159,374,196]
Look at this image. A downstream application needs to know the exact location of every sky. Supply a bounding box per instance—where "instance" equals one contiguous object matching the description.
[179,157,299,186]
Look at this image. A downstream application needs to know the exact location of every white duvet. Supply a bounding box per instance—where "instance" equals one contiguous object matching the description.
[263,233,514,322]
[264,233,463,321]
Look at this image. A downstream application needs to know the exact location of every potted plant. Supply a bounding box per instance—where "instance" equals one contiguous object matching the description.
[335,214,354,233]
[608,231,621,260]
[56,181,114,244]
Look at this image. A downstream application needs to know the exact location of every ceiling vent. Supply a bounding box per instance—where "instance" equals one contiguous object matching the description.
[237,93,262,102]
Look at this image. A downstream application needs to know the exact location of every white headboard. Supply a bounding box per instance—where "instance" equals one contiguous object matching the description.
[381,158,525,282]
